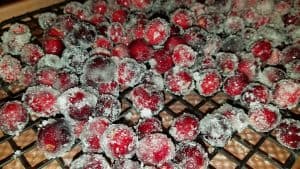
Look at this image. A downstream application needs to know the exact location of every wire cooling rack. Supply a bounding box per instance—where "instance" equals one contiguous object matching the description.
[0,1,299,169]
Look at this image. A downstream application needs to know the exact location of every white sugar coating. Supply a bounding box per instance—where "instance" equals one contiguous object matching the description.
[224,16,245,34]
[272,79,300,109]
[101,124,137,160]
[61,46,89,74]
[172,44,197,68]
[213,103,249,132]
[194,69,222,97]
[107,22,125,43]
[290,26,300,42]
[241,28,261,51]
[136,117,162,137]
[175,141,209,169]
[136,133,175,166]
[96,94,121,122]
[257,67,286,87]
[285,59,300,80]
[13,150,21,158]
[117,57,146,87]
[70,154,111,169]
[37,54,63,69]
[20,43,44,65]
[203,34,222,56]
[142,70,165,91]
[113,159,140,169]
[275,118,300,149]
[144,18,170,46]
[53,72,79,92]
[22,85,60,117]
[165,66,194,96]
[0,55,22,83]
[200,114,233,147]
[169,113,200,142]
[255,0,274,15]
[38,12,57,30]
[248,103,281,132]
[57,87,97,121]
[215,52,238,76]
[258,26,288,47]
[140,109,153,118]
[241,83,271,106]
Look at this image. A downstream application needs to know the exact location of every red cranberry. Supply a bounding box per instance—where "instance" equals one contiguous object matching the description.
[111,8,128,24]
[112,44,129,58]
[61,46,89,74]
[194,69,222,97]
[169,113,200,142]
[216,52,238,76]
[241,83,270,106]
[248,104,281,132]
[17,66,36,88]
[144,18,170,46]
[53,71,78,92]
[89,0,107,15]
[171,9,193,29]
[172,44,197,67]
[128,39,154,62]
[131,0,152,10]
[116,0,131,7]
[108,22,125,44]
[93,35,112,49]
[36,68,58,86]
[164,36,186,53]
[136,133,175,166]
[223,73,249,98]
[152,49,174,74]
[95,94,121,122]
[251,40,272,62]
[282,44,300,64]
[70,154,111,169]
[88,14,106,26]
[275,119,300,149]
[101,124,137,159]
[136,117,162,138]
[37,119,74,158]
[0,101,28,135]
[20,43,44,65]
[42,36,64,55]
[258,67,286,87]
[0,55,22,83]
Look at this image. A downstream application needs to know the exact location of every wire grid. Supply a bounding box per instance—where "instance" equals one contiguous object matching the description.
[0,1,299,169]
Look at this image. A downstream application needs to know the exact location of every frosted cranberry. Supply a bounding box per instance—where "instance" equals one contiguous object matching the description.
[249,104,281,132]
[62,46,89,74]
[17,66,36,87]
[42,36,64,55]
[282,45,300,64]
[197,15,215,32]
[216,52,238,76]
[175,142,208,169]
[36,68,58,86]
[46,26,65,39]
[199,55,217,70]
[286,59,300,80]
[113,159,140,169]
[136,117,162,138]
[0,55,21,83]
[112,44,129,58]
[165,67,194,96]
[95,94,121,122]
[129,39,153,62]
[183,27,206,49]
[0,101,28,135]
[223,74,249,98]
[136,133,175,166]
[131,0,152,10]
[80,117,110,153]
[101,124,137,159]
[57,87,97,121]
[259,67,286,87]
[224,16,245,34]
[20,43,44,65]
[81,56,117,88]
[53,71,78,92]
[152,49,174,74]
[251,40,272,62]
[37,119,74,158]
[169,113,200,142]
[111,9,128,24]
[241,83,270,106]
[117,0,131,7]
[70,154,111,169]
[72,120,87,138]
[275,119,300,149]
[214,103,249,132]
[64,2,89,20]
[144,18,170,46]
[275,1,291,15]
[130,21,147,40]
[172,44,197,67]
[142,71,165,91]
[53,15,77,35]
[171,9,193,29]
[117,58,146,87]
[130,84,164,118]
[23,85,59,117]
[164,36,186,52]
[203,34,222,56]
[88,14,106,26]
[98,81,119,96]
[93,35,112,49]
[194,69,222,97]
[89,0,107,15]
[108,22,125,44]
[273,79,300,109]
[38,12,57,30]
[200,114,233,147]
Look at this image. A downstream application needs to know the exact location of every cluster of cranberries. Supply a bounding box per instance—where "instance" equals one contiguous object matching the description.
[0,0,300,168]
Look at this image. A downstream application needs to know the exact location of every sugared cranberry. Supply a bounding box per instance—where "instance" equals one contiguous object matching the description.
[164,36,186,52]
[171,9,193,29]
[61,46,89,74]
[0,101,28,135]
[116,0,131,8]
[37,119,74,158]
[194,69,222,97]
[42,36,64,55]
[136,117,162,138]
[111,8,128,24]
[152,49,174,74]
[80,117,110,153]
[17,66,36,88]
[172,44,197,67]
[0,55,22,83]
[53,71,78,92]
[258,67,286,87]
[93,35,112,49]
[183,26,206,49]
[216,52,238,76]
[144,18,170,46]
[112,44,129,58]
[275,119,300,149]
[241,83,270,106]
[107,22,125,44]
[20,43,44,65]
[224,16,245,34]
[128,39,153,62]
[165,67,194,96]
[223,73,249,98]
[285,59,300,80]
[251,40,272,62]
[101,124,137,159]
[131,0,152,10]
[136,133,175,166]
[281,44,300,64]
[38,12,57,30]
[130,84,164,118]
[70,154,111,169]
[57,87,97,121]
[36,68,58,86]
[248,104,281,132]
[95,94,121,122]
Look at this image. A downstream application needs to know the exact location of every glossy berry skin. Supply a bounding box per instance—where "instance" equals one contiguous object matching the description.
[42,36,64,55]
[275,119,300,149]
[128,39,153,62]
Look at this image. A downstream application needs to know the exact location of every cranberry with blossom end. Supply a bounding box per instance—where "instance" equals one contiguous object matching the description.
[22,85,60,117]
[0,101,28,135]
[169,113,200,142]
[223,73,249,98]
[130,84,164,118]
[249,104,281,132]
[241,83,270,106]
[101,124,137,159]
[37,119,74,158]
[136,117,162,138]
[165,67,194,96]
[174,142,209,169]
[171,9,193,29]
[128,39,153,62]
[172,44,197,68]
[136,133,175,166]
[194,69,222,97]
[275,119,300,149]
[251,40,272,62]
[95,94,121,122]
[80,117,110,153]
[0,55,22,83]
[272,79,300,109]
[20,43,44,66]
[70,154,111,169]
[144,18,170,46]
